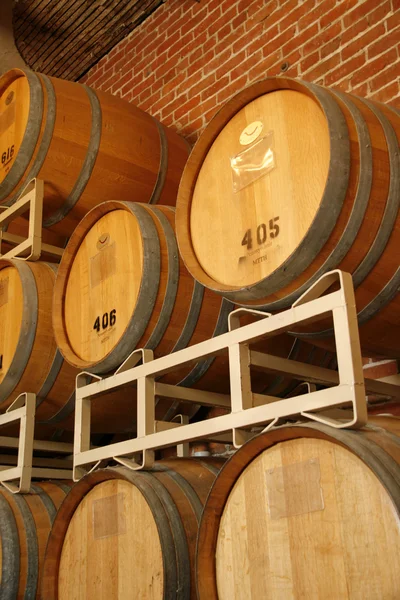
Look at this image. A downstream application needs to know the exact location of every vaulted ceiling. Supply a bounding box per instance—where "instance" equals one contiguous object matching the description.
[13,0,163,81]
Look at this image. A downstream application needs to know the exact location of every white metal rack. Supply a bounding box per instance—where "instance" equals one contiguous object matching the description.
[0,393,73,493]
[73,270,400,481]
[0,178,64,261]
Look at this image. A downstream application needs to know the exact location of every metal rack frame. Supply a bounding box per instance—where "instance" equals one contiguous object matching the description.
[73,270,400,481]
[0,393,73,493]
[0,178,63,261]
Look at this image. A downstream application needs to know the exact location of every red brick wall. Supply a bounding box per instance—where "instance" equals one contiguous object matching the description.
[80,0,400,144]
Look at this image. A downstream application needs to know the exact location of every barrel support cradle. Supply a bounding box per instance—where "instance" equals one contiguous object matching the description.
[0,178,64,260]
[73,270,400,481]
[0,393,73,493]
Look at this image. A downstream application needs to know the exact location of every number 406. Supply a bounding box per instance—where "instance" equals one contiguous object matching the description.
[93,309,116,333]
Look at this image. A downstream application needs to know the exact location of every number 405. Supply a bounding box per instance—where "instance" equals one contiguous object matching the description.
[241,217,280,251]
[93,309,116,333]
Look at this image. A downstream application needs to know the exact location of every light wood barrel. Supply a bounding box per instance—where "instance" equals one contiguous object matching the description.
[0,68,189,237]
[196,417,400,600]
[0,480,71,600]
[176,77,400,358]
[0,258,78,425]
[41,459,223,600]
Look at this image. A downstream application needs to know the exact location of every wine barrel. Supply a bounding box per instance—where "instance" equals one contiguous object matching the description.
[176,77,400,358]
[0,480,72,600]
[0,68,190,237]
[196,417,400,600]
[41,459,223,599]
[0,258,78,423]
[52,201,336,401]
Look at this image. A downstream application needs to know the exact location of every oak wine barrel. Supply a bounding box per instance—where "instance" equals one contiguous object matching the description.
[52,201,336,420]
[0,258,78,425]
[176,76,400,358]
[41,459,223,599]
[0,480,71,600]
[0,68,190,237]
[196,417,400,600]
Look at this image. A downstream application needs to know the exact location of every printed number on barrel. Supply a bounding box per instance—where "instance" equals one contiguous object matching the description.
[93,309,116,333]
[1,145,14,166]
[241,217,280,250]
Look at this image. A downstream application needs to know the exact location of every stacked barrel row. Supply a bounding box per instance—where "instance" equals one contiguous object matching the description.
[1,66,400,600]
[38,417,400,599]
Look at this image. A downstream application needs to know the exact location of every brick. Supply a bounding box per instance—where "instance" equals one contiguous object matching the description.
[341,22,385,62]
[246,0,267,20]
[248,51,282,81]
[297,0,331,30]
[216,74,248,103]
[189,72,216,98]
[263,24,297,56]
[368,26,400,59]
[344,0,391,27]
[305,53,342,81]
[351,81,369,96]
[162,71,187,96]
[150,90,177,115]
[284,49,302,72]
[300,51,320,73]
[320,36,342,60]
[369,80,399,103]
[157,30,180,57]
[208,4,239,37]
[257,0,297,30]
[244,24,279,57]
[281,22,319,57]
[232,20,270,55]
[303,21,342,55]
[167,31,195,59]
[320,0,358,29]
[279,0,316,33]
[325,53,366,86]
[366,0,392,25]
[386,13,400,31]
[369,59,400,92]
[351,48,397,87]
[218,23,232,41]
[216,50,246,79]
[113,71,134,93]
[173,94,202,121]
[230,49,263,80]
[340,16,369,46]
[186,48,215,78]
[203,48,232,77]
[232,9,249,30]
[201,75,230,101]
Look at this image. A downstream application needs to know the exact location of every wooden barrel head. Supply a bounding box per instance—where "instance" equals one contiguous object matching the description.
[0,264,23,385]
[0,70,30,184]
[190,89,330,288]
[215,436,400,599]
[58,479,164,599]
[64,208,143,363]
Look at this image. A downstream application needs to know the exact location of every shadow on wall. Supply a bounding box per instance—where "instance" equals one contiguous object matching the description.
[0,0,27,76]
